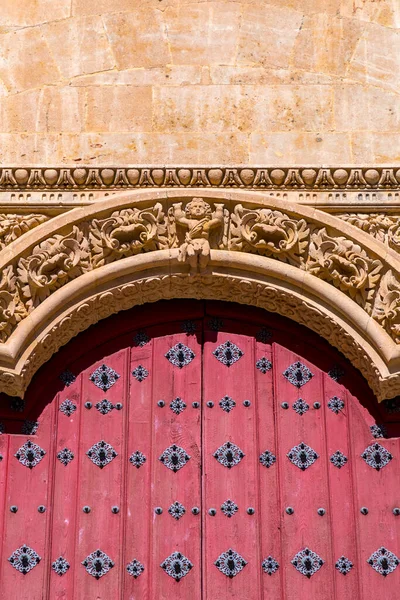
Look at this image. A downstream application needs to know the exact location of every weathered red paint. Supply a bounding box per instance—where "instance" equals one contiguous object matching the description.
[0,300,399,599]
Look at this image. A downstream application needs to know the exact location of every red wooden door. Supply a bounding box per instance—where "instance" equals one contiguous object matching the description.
[0,300,399,599]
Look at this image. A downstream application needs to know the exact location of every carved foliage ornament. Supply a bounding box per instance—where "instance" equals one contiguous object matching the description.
[306,227,382,308]
[89,203,167,268]
[231,204,308,265]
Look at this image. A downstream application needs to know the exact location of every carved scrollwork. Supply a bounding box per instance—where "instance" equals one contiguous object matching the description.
[0,213,48,250]
[338,213,400,252]
[306,227,382,308]
[0,266,26,342]
[373,270,400,343]
[230,205,309,265]
[89,203,168,268]
[16,226,90,309]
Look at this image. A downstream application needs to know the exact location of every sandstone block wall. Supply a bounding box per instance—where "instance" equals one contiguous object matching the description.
[0,0,399,165]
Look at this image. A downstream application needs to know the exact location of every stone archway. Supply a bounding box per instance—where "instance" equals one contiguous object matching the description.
[0,189,400,401]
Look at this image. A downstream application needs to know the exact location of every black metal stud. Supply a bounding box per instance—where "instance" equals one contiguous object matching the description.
[207,401,214,408]
[243,400,251,407]
[37,505,46,513]
[10,505,18,513]
[247,507,255,515]
[208,508,217,516]
[192,402,200,408]
[155,507,163,515]
[317,508,325,516]
[84,402,92,409]
[192,507,200,515]
[157,400,165,407]
[83,506,91,513]
[286,507,294,515]
[111,506,119,514]
[360,507,369,515]
[281,402,289,409]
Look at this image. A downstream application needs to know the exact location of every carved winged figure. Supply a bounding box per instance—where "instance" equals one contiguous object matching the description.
[306,228,382,307]
[230,205,309,265]
[90,203,167,268]
[170,198,226,273]
[17,225,90,308]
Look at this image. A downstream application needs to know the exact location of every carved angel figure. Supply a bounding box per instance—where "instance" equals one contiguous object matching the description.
[230,205,309,265]
[0,265,26,342]
[373,270,400,343]
[89,203,167,268]
[0,214,48,250]
[170,198,225,273]
[306,227,382,308]
[17,225,90,308]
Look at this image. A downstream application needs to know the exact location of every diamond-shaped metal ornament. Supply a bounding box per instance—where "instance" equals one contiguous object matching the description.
[161,551,193,581]
[82,549,114,579]
[362,443,392,471]
[95,399,114,415]
[170,397,187,415]
[132,365,149,382]
[168,501,186,520]
[219,395,236,413]
[165,343,195,368]
[52,556,70,576]
[221,499,238,518]
[213,341,243,367]
[335,556,353,575]
[15,440,46,469]
[291,547,324,578]
[208,317,224,331]
[328,364,345,382]
[330,450,348,469]
[126,558,145,578]
[256,327,272,343]
[59,370,76,387]
[86,440,117,469]
[159,445,191,472]
[256,357,272,374]
[287,442,319,471]
[214,441,245,469]
[368,547,399,577]
[328,396,345,414]
[293,398,309,416]
[259,449,277,469]
[8,545,41,575]
[262,556,279,576]
[90,364,120,392]
[283,362,313,388]
[129,450,146,469]
[215,548,247,578]
[59,399,77,417]
[57,447,74,466]
[182,320,197,334]
[134,330,150,347]
[21,420,39,435]
[370,424,387,439]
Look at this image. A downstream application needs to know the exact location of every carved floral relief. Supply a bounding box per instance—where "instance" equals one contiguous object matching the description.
[16,225,91,309]
[0,266,26,342]
[89,203,168,268]
[338,213,400,252]
[373,271,400,343]
[305,227,382,308]
[230,204,309,266]
[0,214,48,250]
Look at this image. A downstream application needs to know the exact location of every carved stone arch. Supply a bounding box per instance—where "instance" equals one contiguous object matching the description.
[1,188,400,401]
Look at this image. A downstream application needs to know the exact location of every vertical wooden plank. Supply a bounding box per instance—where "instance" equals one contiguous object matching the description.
[348,390,400,600]
[0,400,55,599]
[150,325,202,600]
[72,349,127,598]
[274,344,334,600]
[123,329,153,600]
[46,378,82,597]
[255,333,282,598]
[203,326,261,599]
[323,374,361,599]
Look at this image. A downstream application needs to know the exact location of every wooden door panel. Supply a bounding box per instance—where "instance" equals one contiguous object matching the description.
[274,345,334,600]
[1,301,400,599]
[203,325,262,599]
[149,326,202,600]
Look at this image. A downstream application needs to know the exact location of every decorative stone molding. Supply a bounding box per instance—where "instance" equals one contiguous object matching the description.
[1,166,400,192]
[0,187,400,401]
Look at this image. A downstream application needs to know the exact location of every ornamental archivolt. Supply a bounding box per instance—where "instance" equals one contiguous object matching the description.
[0,213,48,250]
[3,191,400,400]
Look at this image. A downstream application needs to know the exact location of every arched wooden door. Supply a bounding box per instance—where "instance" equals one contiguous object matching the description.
[0,301,399,600]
